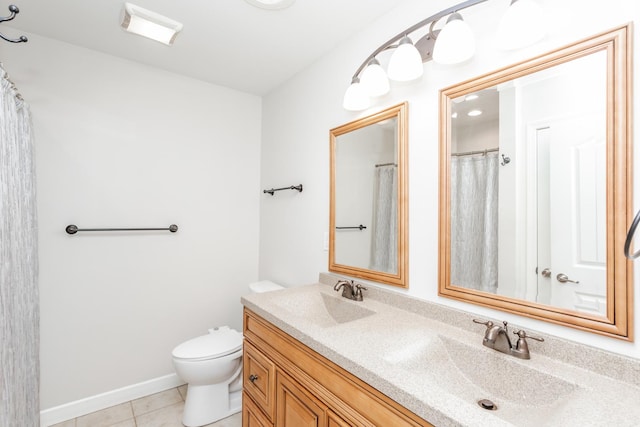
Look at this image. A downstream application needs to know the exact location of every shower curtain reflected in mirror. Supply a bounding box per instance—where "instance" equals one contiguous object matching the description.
[0,64,39,426]
[450,153,498,293]
[370,164,397,273]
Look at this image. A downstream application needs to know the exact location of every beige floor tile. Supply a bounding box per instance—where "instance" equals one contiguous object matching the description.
[208,412,241,427]
[177,384,188,400]
[135,401,185,427]
[76,402,134,427]
[132,387,183,416]
[108,419,136,427]
[50,419,76,427]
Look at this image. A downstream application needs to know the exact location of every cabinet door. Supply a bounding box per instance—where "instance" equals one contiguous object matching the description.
[244,341,276,421]
[276,371,327,427]
[243,392,273,427]
[327,410,351,427]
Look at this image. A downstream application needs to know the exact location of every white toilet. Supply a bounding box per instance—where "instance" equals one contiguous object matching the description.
[172,280,283,427]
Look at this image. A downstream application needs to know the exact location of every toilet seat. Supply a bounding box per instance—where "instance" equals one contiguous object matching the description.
[172,326,242,361]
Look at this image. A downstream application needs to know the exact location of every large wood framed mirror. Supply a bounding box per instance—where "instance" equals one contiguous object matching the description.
[439,25,633,339]
[330,102,408,288]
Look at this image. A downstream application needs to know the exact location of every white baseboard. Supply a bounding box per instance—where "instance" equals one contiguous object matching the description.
[40,373,185,426]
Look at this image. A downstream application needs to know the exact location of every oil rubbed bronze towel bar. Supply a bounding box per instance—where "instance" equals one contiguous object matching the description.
[335,225,367,230]
[263,184,303,195]
[65,224,179,235]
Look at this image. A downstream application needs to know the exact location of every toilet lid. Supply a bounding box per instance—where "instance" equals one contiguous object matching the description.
[172,326,242,360]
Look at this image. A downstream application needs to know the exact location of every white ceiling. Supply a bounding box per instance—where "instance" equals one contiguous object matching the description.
[2,0,408,95]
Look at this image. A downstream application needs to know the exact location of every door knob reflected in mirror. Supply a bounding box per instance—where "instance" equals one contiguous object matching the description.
[556,273,579,284]
[541,268,552,278]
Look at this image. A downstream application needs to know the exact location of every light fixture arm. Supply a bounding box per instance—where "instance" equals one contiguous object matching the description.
[350,0,487,81]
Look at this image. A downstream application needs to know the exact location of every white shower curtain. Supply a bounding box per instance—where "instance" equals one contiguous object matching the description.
[0,64,39,426]
[450,153,498,293]
[370,165,397,273]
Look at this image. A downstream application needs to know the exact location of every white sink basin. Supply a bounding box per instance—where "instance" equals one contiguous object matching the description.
[386,334,580,425]
[273,290,376,327]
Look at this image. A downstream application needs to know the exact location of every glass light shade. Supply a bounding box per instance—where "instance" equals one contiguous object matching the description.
[360,59,390,97]
[432,13,475,65]
[496,0,545,50]
[343,79,370,111]
[387,36,423,82]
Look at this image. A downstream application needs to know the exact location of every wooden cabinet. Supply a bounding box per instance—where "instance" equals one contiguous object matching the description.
[276,371,326,427]
[242,309,433,427]
[243,391,272,427]
[243,341,276,422]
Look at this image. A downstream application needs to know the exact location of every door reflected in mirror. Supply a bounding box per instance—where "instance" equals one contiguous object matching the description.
[330,102,408,288]
[450,51,607,314]
[439,25,632,339]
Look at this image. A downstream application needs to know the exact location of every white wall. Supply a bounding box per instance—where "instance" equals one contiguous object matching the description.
[0,33,261,410]
[259,0,640,359]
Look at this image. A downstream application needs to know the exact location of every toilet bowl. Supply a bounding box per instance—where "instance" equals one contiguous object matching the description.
[172,281,283,426]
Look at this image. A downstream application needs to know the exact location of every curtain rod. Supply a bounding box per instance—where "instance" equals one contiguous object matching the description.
[451,147,498,157]
[375,162,397,167]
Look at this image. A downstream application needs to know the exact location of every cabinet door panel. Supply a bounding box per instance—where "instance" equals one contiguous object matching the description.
[243,392,273,427]
[327,410,351,427]
[277,371,326,427]
[244,341,276,421]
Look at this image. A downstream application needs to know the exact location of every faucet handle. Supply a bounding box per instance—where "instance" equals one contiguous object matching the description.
[472,318,494,329]
[353,283,367,301]
[514,330,544,342]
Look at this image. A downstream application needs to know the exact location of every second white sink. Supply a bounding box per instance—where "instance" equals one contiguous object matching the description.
[273,289,376,327]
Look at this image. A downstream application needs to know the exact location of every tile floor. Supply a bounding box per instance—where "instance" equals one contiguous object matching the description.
[50,385,241,427]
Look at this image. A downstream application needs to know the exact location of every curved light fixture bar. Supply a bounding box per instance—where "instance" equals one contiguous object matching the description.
[347,0,488,84]
[343,0,546,111]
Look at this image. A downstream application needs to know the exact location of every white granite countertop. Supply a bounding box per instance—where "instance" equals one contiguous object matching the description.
[241,279,640,427]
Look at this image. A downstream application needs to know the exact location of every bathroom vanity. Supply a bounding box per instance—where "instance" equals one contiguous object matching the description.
[241,275,640,426]
[242,309,428,426]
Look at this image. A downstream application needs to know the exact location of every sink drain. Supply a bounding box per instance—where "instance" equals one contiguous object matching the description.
[478,399,497,411]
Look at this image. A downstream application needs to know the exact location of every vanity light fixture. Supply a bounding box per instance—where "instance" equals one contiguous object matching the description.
[496,0,545,50]
[121,3,183,46]
[360,58,390,97]
[387,36,424,82]
[343,0,546,111]
[432,13,476,65]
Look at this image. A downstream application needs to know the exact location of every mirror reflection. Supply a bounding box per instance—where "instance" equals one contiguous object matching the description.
[450,51,607,314]
[439,26,632,339]
[335,118,397,273]
[330,102,408,288]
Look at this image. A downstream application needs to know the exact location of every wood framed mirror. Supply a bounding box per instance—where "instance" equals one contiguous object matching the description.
[438,25,633,339]
[330,102,408,288]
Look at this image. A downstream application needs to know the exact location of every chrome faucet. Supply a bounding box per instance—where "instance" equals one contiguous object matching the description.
[333,280,367,302]
[473,319,544,359]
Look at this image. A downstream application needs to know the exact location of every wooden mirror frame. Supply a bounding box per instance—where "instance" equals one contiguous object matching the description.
[330,102,409,288]
[438,25,633,339]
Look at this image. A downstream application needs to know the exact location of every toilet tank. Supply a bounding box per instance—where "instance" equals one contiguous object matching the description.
[249,280,283,293]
